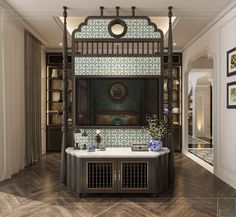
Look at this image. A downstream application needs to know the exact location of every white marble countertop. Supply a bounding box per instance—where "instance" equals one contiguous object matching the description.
[66,147,170,158]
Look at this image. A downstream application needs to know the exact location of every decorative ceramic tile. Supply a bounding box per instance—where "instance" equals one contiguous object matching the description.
[74,129,151,147]
[74,57,161,76]
[74,18,161,39]
[188,148,213,165]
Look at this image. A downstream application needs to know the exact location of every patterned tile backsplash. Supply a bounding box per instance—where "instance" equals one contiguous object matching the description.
[74,18,161,39]
[74,128,152,147]
[74,57,161,76]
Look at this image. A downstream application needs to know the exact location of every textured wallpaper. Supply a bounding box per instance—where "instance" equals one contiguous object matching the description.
[74,128,151,147]
[74,18,161,39]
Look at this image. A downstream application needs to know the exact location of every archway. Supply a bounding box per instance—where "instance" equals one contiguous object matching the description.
[182,47,216,172]
[188,69,213,166]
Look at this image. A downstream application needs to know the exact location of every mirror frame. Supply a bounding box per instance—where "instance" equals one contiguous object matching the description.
[108,19,127,38]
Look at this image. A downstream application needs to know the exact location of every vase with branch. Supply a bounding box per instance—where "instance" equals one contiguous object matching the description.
[144,114,167,151]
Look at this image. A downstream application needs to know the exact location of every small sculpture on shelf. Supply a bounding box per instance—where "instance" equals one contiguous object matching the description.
[95,130,101,149]
[163,107,169,124]
[74,143,80,150]
[99,143,106,151]
[82,144,87,150]
[81,130,88,150]
[73,126,81,150]
[51,69,58,78]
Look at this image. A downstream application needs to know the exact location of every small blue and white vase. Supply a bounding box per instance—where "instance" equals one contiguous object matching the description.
[149,140,162,152]
[88,144,95,152]
[99,144,106,151]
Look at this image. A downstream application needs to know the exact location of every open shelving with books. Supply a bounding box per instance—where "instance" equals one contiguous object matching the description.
[46,53,72,152]
[163,53,182,152]
[46,66,72,126]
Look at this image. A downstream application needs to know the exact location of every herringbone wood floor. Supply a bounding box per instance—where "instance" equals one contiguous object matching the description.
[0,153,235,217]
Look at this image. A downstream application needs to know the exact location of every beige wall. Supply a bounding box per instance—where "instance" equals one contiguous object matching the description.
[194,84,211,138]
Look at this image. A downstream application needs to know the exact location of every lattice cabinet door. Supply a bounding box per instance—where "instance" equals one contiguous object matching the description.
[82,159,117,193]
[117,159,153,193]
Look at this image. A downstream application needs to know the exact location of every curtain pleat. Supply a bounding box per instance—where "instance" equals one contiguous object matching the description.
[0,9,25,181]
[24,31,41,166]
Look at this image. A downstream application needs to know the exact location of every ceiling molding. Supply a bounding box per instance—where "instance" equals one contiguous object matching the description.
[53,16,72,43]
[45,48,63,53]
[164,16,181,39]
[183,0,236,52]
[196,83,211,88]
[0,0,49,45]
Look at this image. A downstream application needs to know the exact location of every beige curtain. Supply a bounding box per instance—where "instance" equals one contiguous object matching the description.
[24,31,41,166]
[0,8,25,181]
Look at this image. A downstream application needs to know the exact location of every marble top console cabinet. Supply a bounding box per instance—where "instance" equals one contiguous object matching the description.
[66,147,170,197]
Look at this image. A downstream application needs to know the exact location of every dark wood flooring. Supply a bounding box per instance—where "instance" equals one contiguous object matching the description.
[0,153,236,217]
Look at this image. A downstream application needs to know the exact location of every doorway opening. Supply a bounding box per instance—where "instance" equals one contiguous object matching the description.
[187,57,213,167]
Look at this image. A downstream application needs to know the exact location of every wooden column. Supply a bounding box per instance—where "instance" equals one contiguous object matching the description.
[167,6,175,184]
[60,6,68,184]
[168,7,173,130]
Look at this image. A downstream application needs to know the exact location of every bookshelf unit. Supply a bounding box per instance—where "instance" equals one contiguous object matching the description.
[46,53,72,151]
[163,53,182,152]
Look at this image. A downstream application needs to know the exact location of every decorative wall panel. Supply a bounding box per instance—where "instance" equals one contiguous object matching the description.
[74,57,161,76]
[74,129,151,147]
[72,16,162,147]
[74,18,161,39]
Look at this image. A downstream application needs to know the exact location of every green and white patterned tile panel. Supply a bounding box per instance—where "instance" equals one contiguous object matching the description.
[74,57,161,76]
[74,18,161,39]
[74,128,152,147]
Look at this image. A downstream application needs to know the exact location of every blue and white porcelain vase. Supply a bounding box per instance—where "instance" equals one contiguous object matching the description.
[149,139,162,152]
[88,144,95,152]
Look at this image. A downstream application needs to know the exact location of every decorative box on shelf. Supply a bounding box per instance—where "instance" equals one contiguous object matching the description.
[131,143,149,151]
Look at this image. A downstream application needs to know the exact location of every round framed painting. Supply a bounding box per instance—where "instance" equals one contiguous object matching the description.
[109,82,127,101]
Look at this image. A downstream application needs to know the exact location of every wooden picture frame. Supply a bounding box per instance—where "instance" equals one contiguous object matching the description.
[227,47,236,76]
[227,81,236,108]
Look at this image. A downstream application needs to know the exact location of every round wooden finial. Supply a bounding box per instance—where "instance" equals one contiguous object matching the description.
[168,6,173,17]
[116,6,120,16]
[100,6,104,16]
[63,6,68,17]
[131,6,136,16]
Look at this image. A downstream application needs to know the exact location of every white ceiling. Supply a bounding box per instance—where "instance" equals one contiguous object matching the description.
[4,0,233,50]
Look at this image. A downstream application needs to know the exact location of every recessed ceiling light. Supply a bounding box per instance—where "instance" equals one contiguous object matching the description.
[59,42,63,46]
[173,42,177,46]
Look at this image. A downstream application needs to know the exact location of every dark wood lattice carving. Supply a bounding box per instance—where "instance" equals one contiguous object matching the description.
[121,162,148,189]
[87,162,114,189]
